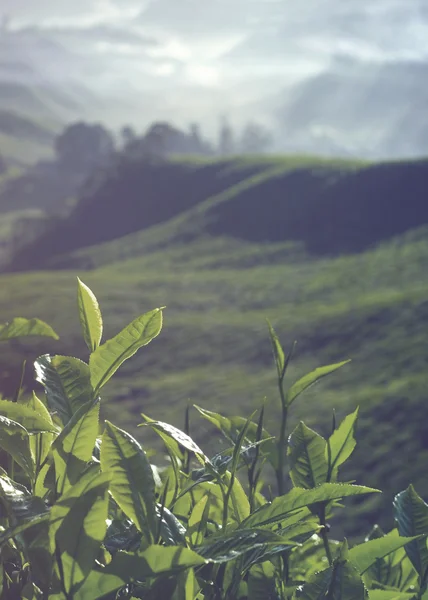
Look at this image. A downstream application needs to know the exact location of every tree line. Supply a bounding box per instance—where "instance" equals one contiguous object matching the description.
[53,118,273,176]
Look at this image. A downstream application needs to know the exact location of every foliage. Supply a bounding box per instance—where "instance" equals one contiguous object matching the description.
[55,122,115,175]
[0,279,425,599]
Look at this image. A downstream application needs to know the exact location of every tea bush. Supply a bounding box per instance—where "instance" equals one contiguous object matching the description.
[0,278,426,600]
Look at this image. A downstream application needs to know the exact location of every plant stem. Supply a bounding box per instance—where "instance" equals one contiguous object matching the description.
[276,382,288,495]
[221,481,230,531]
[319,506,333,566]
[8,455,15,481]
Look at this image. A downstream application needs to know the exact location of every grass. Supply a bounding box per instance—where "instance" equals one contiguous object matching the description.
[14,154,428,272]
[0,131,53,165]
[1,154,428,535]
[1,223,428,534]
[0,106,59,164]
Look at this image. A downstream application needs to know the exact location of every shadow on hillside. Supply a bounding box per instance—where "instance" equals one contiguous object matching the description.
[205,160,428,254]
[7,158,268,271]
[6,157,428,270]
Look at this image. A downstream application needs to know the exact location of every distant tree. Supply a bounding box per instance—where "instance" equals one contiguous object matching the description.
[55,122,115,174]
[143,122,202,157]
[0,152,6,175]
[144,122,174,156]
[239,122,273,154]
[120,125,137,148]
[188,123,214,156]
[118,122,180,162]
[189,123,204,153]
[218,117,235,156]
[120,121,214,162]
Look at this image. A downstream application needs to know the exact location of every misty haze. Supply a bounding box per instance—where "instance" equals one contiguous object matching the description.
[0,3,428,597]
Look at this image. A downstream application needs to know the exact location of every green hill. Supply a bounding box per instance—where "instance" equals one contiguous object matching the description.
[9,154,428,271]
[0,109,57,164]
[1,154,428,535]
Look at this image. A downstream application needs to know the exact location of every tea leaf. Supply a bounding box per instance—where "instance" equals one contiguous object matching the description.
[196,528,297,563]
[0,416,33,478]
[349,530,424,575]
[77,278,103,352]
[327,408,359,480]
[368,591,416,600]
[285,361,350,407]
[101,421,157,543]
[0,398,55,433]
[301,541,367,600]
[35,354,94,426]
[188,494,210,546]
[52,398,100,495]
[393,485,428,579]
[242,483,380,529]
[77,546,207,600]
[50,470,110,596]
[0,317,59,341]
[267,320,286,380]
[0,472,48,529]
[90,308,163,393]
[288,422,328,489]
[143,418,210,467]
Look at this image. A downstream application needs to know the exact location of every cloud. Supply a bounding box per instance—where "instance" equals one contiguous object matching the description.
[2,0,144,27]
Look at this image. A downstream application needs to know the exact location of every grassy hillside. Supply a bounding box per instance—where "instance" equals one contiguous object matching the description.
[9,154,428,272]
[8,155,365,269]
[1,154,428,535]
[0,109,56,164]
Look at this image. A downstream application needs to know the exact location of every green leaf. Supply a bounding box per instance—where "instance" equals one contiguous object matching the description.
[368,591,416,600]
[248,562,279,600]
[327,408,359,481]
[0,398,55,433]
[0,416,33,478]
[77,278,103,352]
[140,413,184,461]
[49,470,110,597]
[172,568,201,600]
[101,421,157,543]
[196,528,297,563]
[393,485,428,579]
[78,546,207,600]
[0,317,59,341]
[89,308,163,393]
[52,399,100,495]
[300,540,367,600]
[143,418,210,467]
[188,494,210,546]
[35,354,94,426]
[349,530,423,575]
[223,470,251,523]
[285,361,350,407]
[194,406,270,445]
[241,483,380,529]
[240,521,321,575]
[0,511,50,547]
[0,472,48,529]
[288,422,328,489]
[20,392,56,471]
[194,405,278,468]
[0,472,52,586]
[267,320,286,380]
[158,505,187,546]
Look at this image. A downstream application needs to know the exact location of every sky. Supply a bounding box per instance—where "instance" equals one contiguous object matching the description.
[2,0,428,152]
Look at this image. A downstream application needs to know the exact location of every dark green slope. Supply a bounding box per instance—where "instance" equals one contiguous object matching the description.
[9,155,428,271]
[7,155,362,270]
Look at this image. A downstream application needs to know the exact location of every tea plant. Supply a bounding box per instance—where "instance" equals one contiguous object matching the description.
[0,278,426,600]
